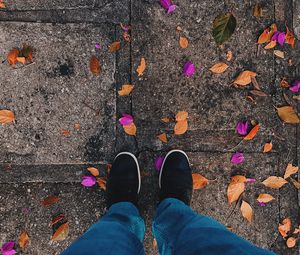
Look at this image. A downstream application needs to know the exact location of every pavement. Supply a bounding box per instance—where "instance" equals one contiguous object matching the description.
[0,0,299,254]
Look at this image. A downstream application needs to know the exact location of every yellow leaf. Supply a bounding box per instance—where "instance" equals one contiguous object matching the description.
[264,40,276,49]
[290,178,300,189]
[158,133,167,143]
[51,223,69,241]
[118,84,134,96]
[174,119,188,135]
[227,182,245,205]
[179,36,189,49]
[97,177,107,191]
[286,237,297,248]
[276,106,300,124]
[90,56,101,75]
[262,176,288,189]
[175,111,188,122]
[192,173,209,190]
[278,218,292,238]
[109,41,121,53]
[7,48,19,65]
[263,142,273,153]
[253,3,262,18]
[234,71,257,86]
[284,163,299,179]
[0,110,15,124]
[87,167,100,177]
[244,124,260,141]
[257,194,275,203]
[240,201,253,222]
[209,62,229,74]
[123,123,137,136]
[17,57,26,64]
[137,57,146,76]
[226,50,233,61]
[274,50,284,59]
[19,231,29,250]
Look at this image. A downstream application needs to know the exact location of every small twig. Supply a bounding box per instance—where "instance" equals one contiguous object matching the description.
[14,61,36,69]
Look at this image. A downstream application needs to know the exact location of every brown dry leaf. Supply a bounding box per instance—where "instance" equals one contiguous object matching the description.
[263,142,273,153]
[158,133,167,143]
[118,84,134,96]
[74,123,81,130]
[209,62,229,74]
[87,167,100,177]
[264,40,276,49]
[174,119,188,135]
[123,123,137,136]
[97,177,107,191]
[192,173,209,190]
[262,176,288,189]
[62,130,71,137]
[253,3,262,18]
[287,237,297,248]
[250,90,268,97]
[290,178,300,189]
[0,110,15,124]
[161,117,172,123]
[176,26,183,32]
[278,218,292,238]
[41,195,59,207]
[179,36,189,49]
[123,32,131,42]
[7,48,19,65]
[244,124,260,141]
[284,163,299,179]
[19,231,29,250]
[226,50,233,61]
[251,76,261,91]
[286,25,295,48]
[280,78,290,88]
[227,182,245,205]
[51,223,69,241]
[17,57,26,64]
[276,106,300,124]
[257,194,275,203]
[234,71,257,86]
[274,50,284,59]
[152,239,157,249]
[175,111,188,122]
[137,57,146,77]
[90,56,101,75]
[109,41,121,53]
[240,201,253,222]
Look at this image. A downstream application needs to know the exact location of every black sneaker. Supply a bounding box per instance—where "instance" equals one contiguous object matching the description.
[159,150,193,205]
[106,152,141,208]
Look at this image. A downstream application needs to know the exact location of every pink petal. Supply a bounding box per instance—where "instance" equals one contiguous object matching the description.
[119,113,134,126]
[95,43,101,49]
[3,250,16,255]
[183,61,195,77]
[167,5,177,14]
[258,202,266,207]
[230,152,245,165]
[277,32,286,46]
[289,80,300,93]
[154,156,165,171]
[246,178,256,184]
[1,242,15,252]
[81,176,96,187]
[236,121,249,136]
[271,31,280,41]
[160,0,171,10]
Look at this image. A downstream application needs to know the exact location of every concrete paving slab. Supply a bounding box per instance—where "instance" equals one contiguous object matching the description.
[0,22,116,164]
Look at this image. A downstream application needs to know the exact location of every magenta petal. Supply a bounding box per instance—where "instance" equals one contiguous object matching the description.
[3,250,16,255]
[277,32,286,46]
[1,242,15,252]
[81,176,96,187]
[289,80,300,93]
[230,152,245,165]
[236,121,249,136]
[154,156,165,171]
[160,0,171,10]
[167,5,177,14]
[95,43,101,49]
[246,178,256,184]
[119,113,134,126]
[271,31,280,41]
[183,61,195,77]
[258,202,266,207]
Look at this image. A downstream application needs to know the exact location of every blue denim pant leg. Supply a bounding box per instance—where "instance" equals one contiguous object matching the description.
[61,202,145,255]
[152,198,276,255]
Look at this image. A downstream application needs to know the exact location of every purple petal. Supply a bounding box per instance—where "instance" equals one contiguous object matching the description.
[236,121,249,136]
[154,156,165,171]
[230,152,245,165]
[271,31,280,41]
[119,113,133,126]
[160,0,171,10]
[289,80,300,93]
[246,178,256,184]
[81,176,96,187]
[95,43,101,49]
[277,32,286,46]
[167,5,177,14]
[3,250,16,255]
[1,242,15,252]
[183,61,195,77]
[258,202,266,207]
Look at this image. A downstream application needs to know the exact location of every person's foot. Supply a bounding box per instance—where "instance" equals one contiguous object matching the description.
[106,152,141,208]
[159,150,193,205]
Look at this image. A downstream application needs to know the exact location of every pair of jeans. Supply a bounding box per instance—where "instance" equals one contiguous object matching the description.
[61,198,276,255]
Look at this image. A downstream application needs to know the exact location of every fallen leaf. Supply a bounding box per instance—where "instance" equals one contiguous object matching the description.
[51,223,69,241]
[137,57,146,76]
[0,1,5,8]
[158,133,167,143]
[16,57,26,65]
[258,29,269,44]
[280,78,290,88]
[213,13,237,45]
[152,239,157,249]
[97,177,107,191]
[276,106,300,124]
[41,195,59,207]
[50,214,65,226]
[62,130,71,137]
[284,163,298,179]
[250,90,268,97]
[293,95,300,101]
[253,3,262,18]
[74,123,81,130]
[286,237,297,248]
[176,26,183,32]
[264,40,276,49]
[262,176,288,189]
[87,167,100,177]
[7,48,19,65]
[227,181,245,205]
[90,56,101,75]
[278,218,292,238]
[192,173,209,189]
[175,111,188,122]
[109,41,121,53]
[257,194,275,203]
[118,84,134,96]
[179,36,189,49]
[226,50,233,61]
[294,226,300,234]
[274,50,284,59]
[20,45,33,62]
[231,175,247,184]
[263,142,273,153]
[234,71,257,86]
[244,124,260,140]
[174,119,188,135]
[0,110,15,124]
[123,32,131,42]
[209,62,229,74]
[123,123,137,136]
[290,178,300,189]
[286,25,295,48]
[18,231,29,250]
[240,201,253,222]
[161,117,172,123]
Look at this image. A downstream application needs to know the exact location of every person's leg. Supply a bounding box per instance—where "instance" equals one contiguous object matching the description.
[61,152,145,255]
[153,150,276,255]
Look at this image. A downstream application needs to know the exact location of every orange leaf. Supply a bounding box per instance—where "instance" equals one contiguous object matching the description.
[17,57,26,64]
[118,84,134,96]
[257,29,270,44]
[262,176,288,189]
[158,133,167,143]
[50,214,65,226]
[7,48,19,65]
[152,239,157,249]
[174,119,188,135]
[227,182,245,205]
[286,26,295,48]
[0,1,5,8]
[263,142,273,153]
[240,201,253,222]
[62,130,71,137]
[51,223,69,241]
[209,62,229,74]
[257,193,275,203]
[192,173,209,190]
[244,124,260,140]
[175,111,188,122]
[293,226,300,234]
[278,218,292,238]
[276,106,300,124]
[286,237,297,248]
[179,36,189,49]
[234,71,257,86]
[137,57,146,76]
[290,178,300,189]
[41,195,59,207]
[284,163,298,179]
[264,40,276,49]
[231,175,247,184]
[0,110,15,124]
[109,41,121,52]
[19,231,29,250]
[268,24,278,41]
[87,167,100,177]
[123,123,137,136]
[74,123,81,130]
[97,177,107,191]
[226,50,233,61]
[90,56,101,75]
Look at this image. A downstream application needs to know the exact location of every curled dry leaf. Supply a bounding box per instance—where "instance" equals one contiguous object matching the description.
[19,231,29,250]
[284,163,299,179]
[179,36,189,49]
[16,57,26,65]
[290,177,300,189]
[51,223,69,241]
[240,201,253,222]
[263,142,273,153]
[294,226,300,234]
[192,173,209,190]
[227,181,245,205]
[226,50,233,61]
[209,62,229,74]
[262,176,288,189]
[175,111,188,122]
[90,56,101,75]
[87,167,100,177]
[0,110,15,124]
[286,237,297,248]
[234,71,257,86]
[278,218,292,238]
[257,194,275,203]
[276,106,300,124]
[158,133,167,143]
[50,214,65,226]
[244,124,260,141]
[109,41,121,52]
[264,40,276,49]
[123,123,137,136]
[174,119,188,135]
[41,195,59,207]
[274,50,284,59]
[7,48,19,65]
[137,57,146,76]
[280,78,290,88]
[97,177,107,191]
[118,84,134,96]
